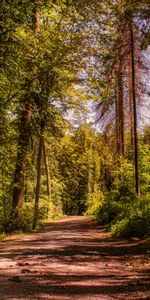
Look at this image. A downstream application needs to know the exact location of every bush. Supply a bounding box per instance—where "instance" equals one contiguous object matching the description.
[18,204,34,231]
[111,158,135,203]
[95,199,124,225]
[139,145,150,195]
[89,152,150,239]
[111,199,150,238]
[86,191,104,219]
[4,203,34,232]
[86,201,102,218]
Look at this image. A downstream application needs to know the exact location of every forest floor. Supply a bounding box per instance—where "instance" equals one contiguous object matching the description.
[0,216,150,300]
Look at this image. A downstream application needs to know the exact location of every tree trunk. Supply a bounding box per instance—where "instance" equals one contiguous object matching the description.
[33,0,41,32]
[32,135,43,230]
[128,66,134,148]
[12,101,32,209]
[129,21,140,197]
[115,56,125,157]
[115,88,120,156]
[42,138,51,197]
[11,0,40,211]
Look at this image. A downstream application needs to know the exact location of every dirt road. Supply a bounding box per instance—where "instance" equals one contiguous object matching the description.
[0,216,149,300]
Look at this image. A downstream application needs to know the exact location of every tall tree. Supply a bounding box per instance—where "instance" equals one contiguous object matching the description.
[12,1,40,210]
[128,16,140,196]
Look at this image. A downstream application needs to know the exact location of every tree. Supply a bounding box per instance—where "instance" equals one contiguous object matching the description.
[12,0,40,210]
[0,0,149,232]
[9,0,91,214]
[57,125,102,215]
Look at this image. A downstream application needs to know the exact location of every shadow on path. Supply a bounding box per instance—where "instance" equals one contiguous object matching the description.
[0,216,149,300]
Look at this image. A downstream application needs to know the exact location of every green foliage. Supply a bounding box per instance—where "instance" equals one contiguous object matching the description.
[88,196,124,225]
[17,204,34,231]
[139,144,150,195]
[111,199,150,238]
[38,196,50,220]
[58,125,103,215]
[91,149,150,238]
[90,158,135,225]
[0,0,150,237]
[111,158,135,202]
[51,177,64,213]
[86,190,104,216]
[2,204,33,233]
[0,233,6,241]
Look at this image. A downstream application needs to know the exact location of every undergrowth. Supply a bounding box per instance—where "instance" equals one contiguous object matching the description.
[87,153,150,238]
[88,196,150,238]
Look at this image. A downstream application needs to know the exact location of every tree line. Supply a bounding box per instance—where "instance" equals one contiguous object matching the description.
[0,0,150,236]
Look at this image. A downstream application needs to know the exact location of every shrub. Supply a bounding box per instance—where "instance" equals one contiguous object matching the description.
[86,201,102,218]
[95,199,124,225]
[86,191,104,218]
[3,203,34,232]
[111,199,150,238]
[18,204,34,231]
[111,158,135,203]
[139,145,150,195]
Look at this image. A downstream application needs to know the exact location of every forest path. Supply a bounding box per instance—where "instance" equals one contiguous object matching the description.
[0,216,150,300]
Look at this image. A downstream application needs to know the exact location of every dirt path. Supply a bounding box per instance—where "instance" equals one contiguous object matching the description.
[0,216,149,300]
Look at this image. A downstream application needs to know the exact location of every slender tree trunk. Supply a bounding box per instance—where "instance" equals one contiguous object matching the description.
[32,135,43,230]
[32,139,37,165]
[115,88,120,156]
[128,63,134,148]
[87,149,92,197]
[92,160,96,193]
[42,138,51,197]
[118,58,125,156]
[91,143,97,193]
[33,0,41,32]
[24,165,28,203]
[115,56,125,157]
[128,28,140,149]
[129,21,140,197]
[12,101,32,209]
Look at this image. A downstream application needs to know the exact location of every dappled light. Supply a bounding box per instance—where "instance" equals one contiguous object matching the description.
[0,217,150,299]
[0,0,150,298]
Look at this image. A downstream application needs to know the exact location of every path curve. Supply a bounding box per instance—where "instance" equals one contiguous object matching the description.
[0,216,150,300]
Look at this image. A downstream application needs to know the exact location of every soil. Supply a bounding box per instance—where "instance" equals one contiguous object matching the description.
[0,216,150,300]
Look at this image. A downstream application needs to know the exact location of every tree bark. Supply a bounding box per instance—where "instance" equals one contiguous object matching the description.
[115,88,120,156]
[115,55,125,157]
[42,138,51,197]
[129,21,140,197]
[12,101,32,209]
[32,134,43,230]
[128,62,134,148]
